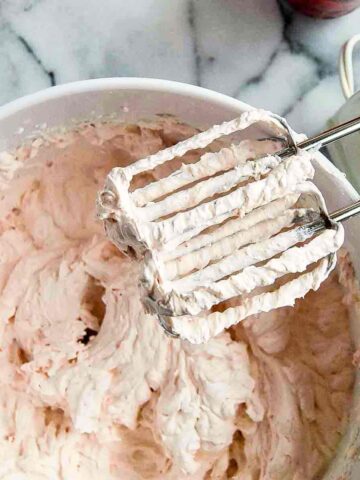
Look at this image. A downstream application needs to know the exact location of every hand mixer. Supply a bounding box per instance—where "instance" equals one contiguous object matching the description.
[97,110,360,344]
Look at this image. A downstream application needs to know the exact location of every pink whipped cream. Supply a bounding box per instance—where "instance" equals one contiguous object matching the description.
[0,118,357,479]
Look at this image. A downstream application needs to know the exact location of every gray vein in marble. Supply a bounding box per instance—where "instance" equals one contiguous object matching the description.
[191,0,283,97]
[233,44,281,98]
[187,0,201,86]
[282,81,319,117]
[16,33,55,86]
[277,2,335,117]
[233,2,315,116]
[22,0,46,13]
[280,3,336,78]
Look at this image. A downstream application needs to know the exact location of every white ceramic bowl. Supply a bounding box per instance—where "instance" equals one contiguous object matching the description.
[0,78,359,478]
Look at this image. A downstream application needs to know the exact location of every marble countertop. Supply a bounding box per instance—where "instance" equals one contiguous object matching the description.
[0,0,360,136]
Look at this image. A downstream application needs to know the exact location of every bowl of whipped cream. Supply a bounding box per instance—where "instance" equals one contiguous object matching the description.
[0,77,359,479]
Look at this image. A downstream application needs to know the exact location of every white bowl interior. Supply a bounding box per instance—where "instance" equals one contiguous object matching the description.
[0,79,359,478]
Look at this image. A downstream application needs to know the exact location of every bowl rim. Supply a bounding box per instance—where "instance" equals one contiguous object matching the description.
[0,77,251,121]
[1,76,357,202]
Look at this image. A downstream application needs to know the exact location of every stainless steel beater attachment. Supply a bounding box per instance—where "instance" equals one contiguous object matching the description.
[98,112,360,342]
[278,114,360,157]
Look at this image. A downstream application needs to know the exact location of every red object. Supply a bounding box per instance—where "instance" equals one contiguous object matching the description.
[285,0,360,18]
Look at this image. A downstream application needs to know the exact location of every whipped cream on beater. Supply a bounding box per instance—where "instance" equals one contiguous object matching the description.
[98,110,344,344]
